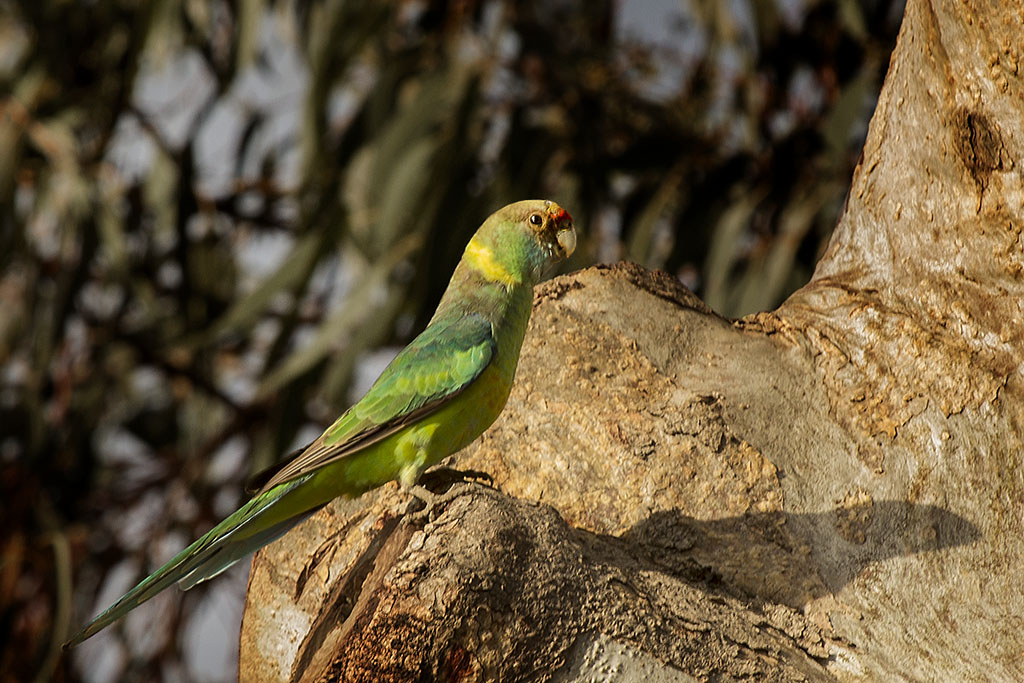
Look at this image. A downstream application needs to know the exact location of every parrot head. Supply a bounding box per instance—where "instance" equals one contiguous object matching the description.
[507,198,575,283]
[461,199,577,288]
[527,199,576,262]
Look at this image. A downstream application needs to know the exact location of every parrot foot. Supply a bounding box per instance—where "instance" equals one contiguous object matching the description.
[406,482,476,524]
[418,465,494,491]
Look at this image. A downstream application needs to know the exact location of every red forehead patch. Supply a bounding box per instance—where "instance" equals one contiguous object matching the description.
[551,207,572,223]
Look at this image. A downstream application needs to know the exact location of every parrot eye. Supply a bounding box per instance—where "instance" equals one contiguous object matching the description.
[529,213,543,226]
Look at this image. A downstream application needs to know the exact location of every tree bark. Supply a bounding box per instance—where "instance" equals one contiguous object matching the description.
[239,0,1024,680]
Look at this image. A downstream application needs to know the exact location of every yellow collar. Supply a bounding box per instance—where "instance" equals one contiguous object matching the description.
[464,237,519,286]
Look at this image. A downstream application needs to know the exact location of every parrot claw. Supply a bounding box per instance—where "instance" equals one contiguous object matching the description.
[409,484,438,507]
[407,466,494,523]
[406,482,477,524]
[418,465,494,491]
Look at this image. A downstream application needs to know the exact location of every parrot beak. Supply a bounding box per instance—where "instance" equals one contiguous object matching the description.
[543,201,576,260]
[556,227,576,259]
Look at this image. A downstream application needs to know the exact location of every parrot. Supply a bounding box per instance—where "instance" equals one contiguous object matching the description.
[64,199,576,648]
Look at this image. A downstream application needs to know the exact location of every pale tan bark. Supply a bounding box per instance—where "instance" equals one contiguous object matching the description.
[239,0,1024,680]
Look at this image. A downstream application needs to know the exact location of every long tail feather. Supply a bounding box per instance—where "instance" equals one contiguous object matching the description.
[177,508,317,590]
[63,478,314,649]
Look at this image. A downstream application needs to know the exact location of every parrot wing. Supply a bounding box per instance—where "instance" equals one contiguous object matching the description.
[255,311,496,492]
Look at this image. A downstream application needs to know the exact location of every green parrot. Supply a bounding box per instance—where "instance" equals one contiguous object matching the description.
[65,199,576,648]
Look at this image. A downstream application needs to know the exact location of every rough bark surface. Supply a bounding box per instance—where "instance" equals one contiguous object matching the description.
[240,0,1024,680]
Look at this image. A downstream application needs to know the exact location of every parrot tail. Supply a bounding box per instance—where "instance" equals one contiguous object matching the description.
[64,477,318,649]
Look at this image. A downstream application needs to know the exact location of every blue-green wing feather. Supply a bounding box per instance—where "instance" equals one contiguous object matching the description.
[257,312,495,491]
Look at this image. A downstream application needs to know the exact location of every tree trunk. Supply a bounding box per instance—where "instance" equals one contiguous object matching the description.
[239,0,1024,680]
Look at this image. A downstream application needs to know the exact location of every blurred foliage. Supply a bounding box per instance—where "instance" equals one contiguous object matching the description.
[0,0,903,680]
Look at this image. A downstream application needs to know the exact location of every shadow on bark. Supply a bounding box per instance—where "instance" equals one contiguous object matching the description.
[622,501,981,600]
